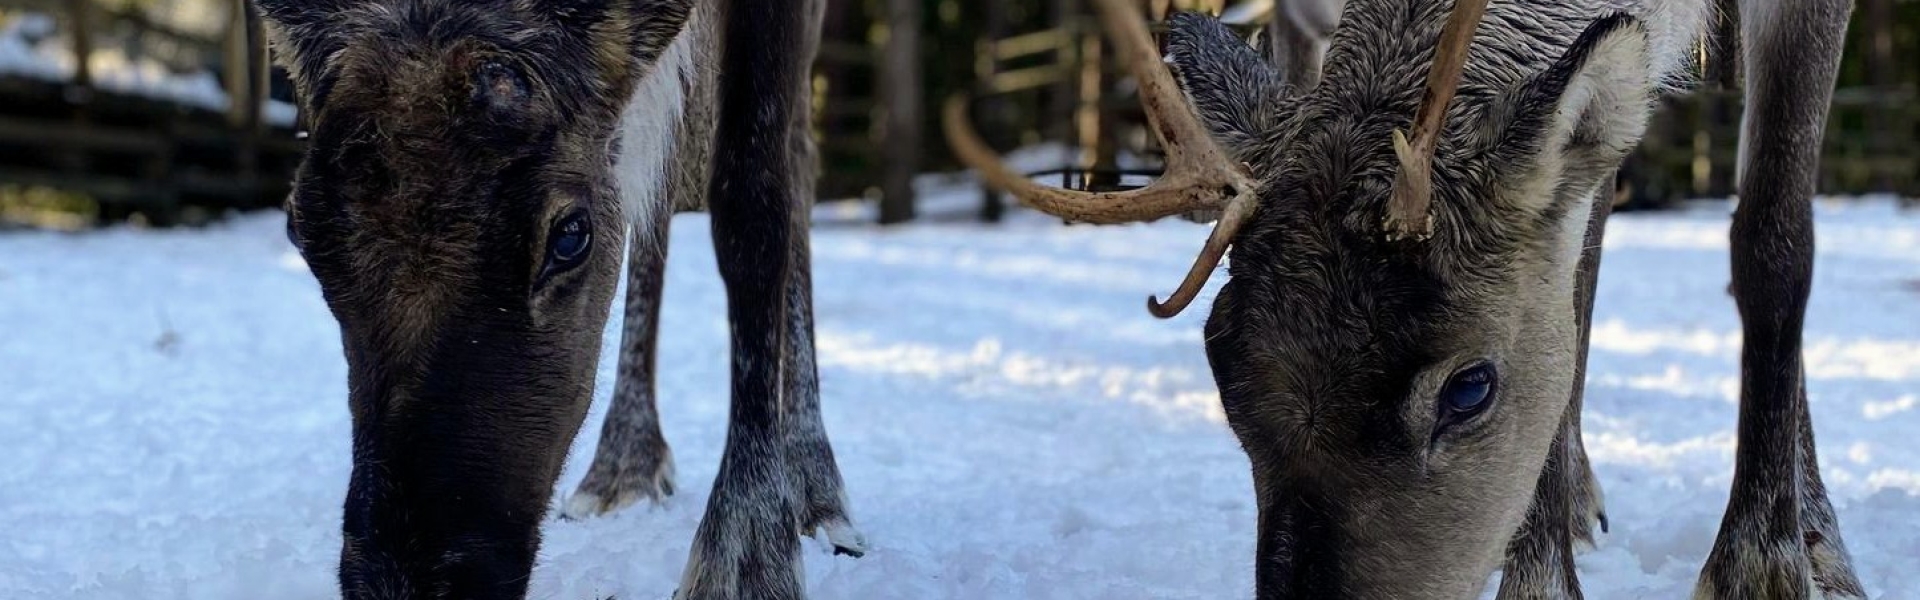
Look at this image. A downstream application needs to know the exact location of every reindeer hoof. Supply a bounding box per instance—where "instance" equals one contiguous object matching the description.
[560,452,676,520]
[810,516,868,558]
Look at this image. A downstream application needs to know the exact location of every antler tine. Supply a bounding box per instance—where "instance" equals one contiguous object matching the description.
[943,0,1260,318]
[1148,189,1258,317]
[1382,0,1492,241]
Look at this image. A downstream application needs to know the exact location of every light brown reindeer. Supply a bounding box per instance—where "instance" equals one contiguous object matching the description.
[949,0,1862,597]
[259,0,858,598]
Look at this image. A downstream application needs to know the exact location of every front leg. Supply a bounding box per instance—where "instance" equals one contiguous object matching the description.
[1497,418,1583,599]
[1496,180,1615,600]
[566,211,677,519]
[677,0,809,597]
[1696,0,1863,597]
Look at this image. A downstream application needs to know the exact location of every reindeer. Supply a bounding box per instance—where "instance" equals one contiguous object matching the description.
[1258,0,1343,89]
[949,0,1861,597]
[258,0,858,597]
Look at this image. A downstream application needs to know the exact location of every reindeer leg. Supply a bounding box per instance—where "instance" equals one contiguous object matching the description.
[1498,417,1584,599]
[1496,178,1616,599]
[677,0,809,597]
[776,0,863,557]
[1565,177,1614,551]
[1795,380,1865,595]
[782,220,866,556]
[564,213,677,519]
[1696,0,1862,597]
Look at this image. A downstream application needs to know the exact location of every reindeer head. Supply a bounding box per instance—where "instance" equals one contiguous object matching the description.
[257,0,691,596]
[951,0,1660,596]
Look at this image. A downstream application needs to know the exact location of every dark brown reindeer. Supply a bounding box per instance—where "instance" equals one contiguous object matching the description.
[950,0,1860,597]
[259,0,858,597]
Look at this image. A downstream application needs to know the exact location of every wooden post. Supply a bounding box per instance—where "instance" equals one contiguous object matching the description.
[68,0,92,95]
[877,0,920,224]
[1049,0,1077,148]
[1862,0,1895,88]
[978,0,1008,222]
[245,0,271,207]
[223,1,251,128]
[1075,11,1112,191]
[65,0,95,210]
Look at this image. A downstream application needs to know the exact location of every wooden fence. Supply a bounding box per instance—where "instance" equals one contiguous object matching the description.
[0,0,299,227]
[953,4,1920,216]
[1626,86,1920,208]
[2,1,1911,228]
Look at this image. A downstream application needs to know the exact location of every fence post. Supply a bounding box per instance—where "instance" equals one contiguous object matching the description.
[65,0,97,219]
[877,0,920,224]
[977,0,1008,222]
[1049,0,1078,146]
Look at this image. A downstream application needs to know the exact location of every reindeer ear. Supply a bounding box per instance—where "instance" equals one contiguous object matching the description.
[1164,12,1288,163]
[626,0,695,66]
[251,0,360,102]
[1486,15,1653,202]
[252,0,355,29]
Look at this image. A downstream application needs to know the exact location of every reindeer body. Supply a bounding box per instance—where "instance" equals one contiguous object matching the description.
[955,0,1863,596]
[259,0,857,597]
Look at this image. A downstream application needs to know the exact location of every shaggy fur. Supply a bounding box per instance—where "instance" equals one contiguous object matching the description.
[259,0,858,597]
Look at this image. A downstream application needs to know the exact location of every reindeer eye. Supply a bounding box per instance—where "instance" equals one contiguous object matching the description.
[1439,363,1497,419]
[547,211,592,266]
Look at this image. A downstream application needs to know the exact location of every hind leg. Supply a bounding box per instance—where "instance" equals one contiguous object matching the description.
[777,0,863,554]
[780,225,865,556]
[565,211,678,519]
[1695,0,1862,596]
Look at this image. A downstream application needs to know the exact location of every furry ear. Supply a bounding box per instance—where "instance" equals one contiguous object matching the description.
[250,0,359,102]
[1484,15,1654,207]
[544,0,694,66]
[1164,12,1289,164]
[625,0,695,66]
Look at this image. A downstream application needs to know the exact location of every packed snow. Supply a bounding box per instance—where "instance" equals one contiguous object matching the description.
[1,185,1917,599]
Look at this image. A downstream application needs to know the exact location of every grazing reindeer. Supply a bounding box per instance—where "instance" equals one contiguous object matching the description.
[259,0,860,597]
[949,0,1861,597]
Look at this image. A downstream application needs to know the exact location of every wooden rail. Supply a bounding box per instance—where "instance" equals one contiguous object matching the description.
[1626,86,1920,208]
[0,0,298,227]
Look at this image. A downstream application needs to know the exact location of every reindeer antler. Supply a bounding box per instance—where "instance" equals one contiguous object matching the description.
[1381,0,1491,241]
[943,0,1260,319]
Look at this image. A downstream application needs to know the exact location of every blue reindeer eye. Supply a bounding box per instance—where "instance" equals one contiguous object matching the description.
[548,211,592,264]
[1440,364,1497,416]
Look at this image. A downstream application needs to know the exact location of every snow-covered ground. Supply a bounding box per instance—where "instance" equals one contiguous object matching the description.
[1,189,1917,599]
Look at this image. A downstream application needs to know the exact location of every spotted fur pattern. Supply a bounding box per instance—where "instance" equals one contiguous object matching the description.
[1166,0,1860,596]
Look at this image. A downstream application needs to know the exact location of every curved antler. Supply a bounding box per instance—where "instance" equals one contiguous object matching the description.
[1382,0,1492,241]
[943,0,1260,318]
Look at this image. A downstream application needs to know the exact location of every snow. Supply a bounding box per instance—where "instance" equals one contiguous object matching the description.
[0,12,297,126]
[1,190,1917,599]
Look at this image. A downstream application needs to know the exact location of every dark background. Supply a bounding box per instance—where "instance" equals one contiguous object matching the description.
[0,0,1915,230]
